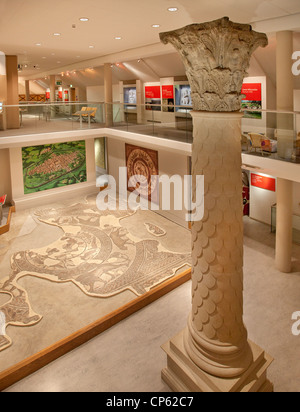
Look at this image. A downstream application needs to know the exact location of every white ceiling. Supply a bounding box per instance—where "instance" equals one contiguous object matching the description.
[1,0,300,86]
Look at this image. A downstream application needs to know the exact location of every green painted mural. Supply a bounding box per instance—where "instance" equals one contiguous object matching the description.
[22,141,87,194]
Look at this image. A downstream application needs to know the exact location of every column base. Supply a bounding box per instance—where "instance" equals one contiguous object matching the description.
[161,330,274,392]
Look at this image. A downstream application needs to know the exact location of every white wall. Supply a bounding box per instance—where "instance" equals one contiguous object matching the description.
[0,149,12,202]
[249,172,300,229]
[18,78,45,95]
[249,173,277,225]
[106,137,190,228]
[86,85,120,102]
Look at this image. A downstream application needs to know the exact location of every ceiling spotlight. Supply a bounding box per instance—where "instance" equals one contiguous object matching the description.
[168,7,178,12]
[115,37,122,40]
[35,43,42,46]
[79,17,89,22]
[89,45,95,48]
[53,33,61,36]
[152,24,160,28]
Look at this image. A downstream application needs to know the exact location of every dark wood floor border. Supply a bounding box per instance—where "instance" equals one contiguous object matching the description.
[0,268,191,392]
[0,206,16,236]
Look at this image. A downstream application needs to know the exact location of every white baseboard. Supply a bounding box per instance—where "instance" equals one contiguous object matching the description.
[13,182,99,211]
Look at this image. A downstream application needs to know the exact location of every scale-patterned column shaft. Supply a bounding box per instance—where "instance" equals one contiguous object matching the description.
[183,112,254,377]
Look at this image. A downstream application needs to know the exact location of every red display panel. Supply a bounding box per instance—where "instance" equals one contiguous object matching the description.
[145,86,161,99]
[162,85,174,99]
[251,173,276,192]
[241,83,262,101]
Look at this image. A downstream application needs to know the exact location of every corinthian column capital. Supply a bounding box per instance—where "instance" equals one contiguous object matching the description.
[160,17,268,112]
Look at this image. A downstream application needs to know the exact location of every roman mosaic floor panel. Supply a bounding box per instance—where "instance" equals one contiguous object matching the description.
[0,195,191,363]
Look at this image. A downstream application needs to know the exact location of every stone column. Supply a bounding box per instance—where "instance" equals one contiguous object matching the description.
[104,63,113,127]
[160,17,273,392]
[0,52,7,131]
[5,55,20,129]
[275,178,293,273]
[276,31,294,158]
[25,80,30,102]
[275,31,294,273]
[49,74,56,119]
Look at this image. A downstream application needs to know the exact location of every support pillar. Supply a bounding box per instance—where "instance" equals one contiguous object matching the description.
[49,74,56,119]
[275,31,294,273]
[275,178,293,273]
[0,52,7,131]
[159,17,273,392]
[276,31,294,159]
[25,80,30,102]
[5,55,20,129]
[104,63,113,127]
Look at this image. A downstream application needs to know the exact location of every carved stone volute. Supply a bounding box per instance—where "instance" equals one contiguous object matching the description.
[160,17,268,112]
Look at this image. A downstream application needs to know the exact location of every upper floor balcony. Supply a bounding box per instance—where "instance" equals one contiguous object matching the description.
[0,101,299,168]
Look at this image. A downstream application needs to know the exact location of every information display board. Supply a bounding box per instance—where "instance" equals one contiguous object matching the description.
[241,83,262,119]
[251,173,276,192]
[145,85,161,111]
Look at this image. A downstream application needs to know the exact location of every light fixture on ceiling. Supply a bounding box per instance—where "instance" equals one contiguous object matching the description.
[168,7,178,12]
[35,43,42,46]
[89,45,95,48]
[53,33,61,36]
[152,24,160,28]
[115,37,122,40]
[79,17,89,22]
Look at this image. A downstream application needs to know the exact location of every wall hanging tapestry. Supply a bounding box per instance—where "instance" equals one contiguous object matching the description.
[125,144,159,203]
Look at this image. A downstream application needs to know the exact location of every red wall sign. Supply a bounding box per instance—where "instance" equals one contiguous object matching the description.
[241,83,262,101]
[145,86,161,99]
[162,85,174,99]
[251,173,276,192]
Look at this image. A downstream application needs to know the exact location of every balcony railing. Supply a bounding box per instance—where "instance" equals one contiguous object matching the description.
[0,101,299,164]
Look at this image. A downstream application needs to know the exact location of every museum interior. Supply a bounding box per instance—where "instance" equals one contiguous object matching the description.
[0,0,299,393]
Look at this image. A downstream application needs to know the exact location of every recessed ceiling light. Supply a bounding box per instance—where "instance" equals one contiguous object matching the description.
[53,33,61,36]
[79,17,89,22]
[115,37,122,40]
[89,45,95,48]
[168,7,178,12]
[35,43,42,46]
[152,24,160,28]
